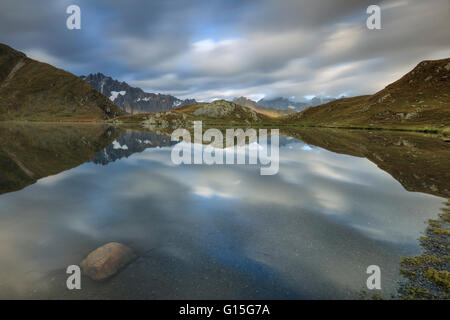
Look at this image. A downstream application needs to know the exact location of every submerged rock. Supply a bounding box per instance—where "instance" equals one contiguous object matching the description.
[80,242,136,280]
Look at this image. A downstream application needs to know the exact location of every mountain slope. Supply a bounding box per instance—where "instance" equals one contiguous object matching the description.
[81,73,196,114]
[232,96,295,117]
[0,44,124,121]
[286,58,450,132]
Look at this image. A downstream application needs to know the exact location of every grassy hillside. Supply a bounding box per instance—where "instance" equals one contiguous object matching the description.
[113,99,274,127]
[0,43,124,121]
[286,58,450,133]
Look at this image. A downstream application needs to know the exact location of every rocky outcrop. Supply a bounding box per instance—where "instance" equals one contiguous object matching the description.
[80,242,136,281]
[193,100,237,118]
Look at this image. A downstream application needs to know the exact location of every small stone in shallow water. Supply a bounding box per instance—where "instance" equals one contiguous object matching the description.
[80,242,136,281]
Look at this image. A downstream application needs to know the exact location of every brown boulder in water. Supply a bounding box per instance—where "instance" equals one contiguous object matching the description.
[80,242,136,280]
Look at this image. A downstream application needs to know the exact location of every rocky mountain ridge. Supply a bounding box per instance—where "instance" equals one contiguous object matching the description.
[81,73,196,114]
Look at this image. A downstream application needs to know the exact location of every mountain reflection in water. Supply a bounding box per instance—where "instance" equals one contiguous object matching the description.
[0,123,448,299]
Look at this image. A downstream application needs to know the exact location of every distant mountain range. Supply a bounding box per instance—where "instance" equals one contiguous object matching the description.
[257,97,310,111]
[260,96,337,110]
[81,73,197,114]
[232,96,337,113]
[81,72,337,116]
[80,73,337,116]
[0,44,123,121]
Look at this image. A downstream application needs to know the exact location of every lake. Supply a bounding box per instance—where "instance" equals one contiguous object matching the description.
[0,123,448,299]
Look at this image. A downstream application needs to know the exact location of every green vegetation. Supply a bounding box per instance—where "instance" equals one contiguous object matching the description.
[401,286,433,300]
[399,200,450,300]
[401,255,443,267]
[423,269,450,290]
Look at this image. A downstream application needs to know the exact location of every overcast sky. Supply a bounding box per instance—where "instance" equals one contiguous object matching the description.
[1,0,449,101]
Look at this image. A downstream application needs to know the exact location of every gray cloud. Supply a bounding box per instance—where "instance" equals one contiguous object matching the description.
[0,0,449,101]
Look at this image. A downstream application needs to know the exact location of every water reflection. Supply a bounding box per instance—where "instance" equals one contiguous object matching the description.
[91,130,175,165]
[0,123,121,195]
[0,124,448,299]
[282,128,450,198]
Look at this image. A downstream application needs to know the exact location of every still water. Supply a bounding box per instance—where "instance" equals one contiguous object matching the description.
[0,124,447,299]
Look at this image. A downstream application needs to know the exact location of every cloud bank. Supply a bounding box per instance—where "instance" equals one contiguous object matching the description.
[0,0,449,101]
